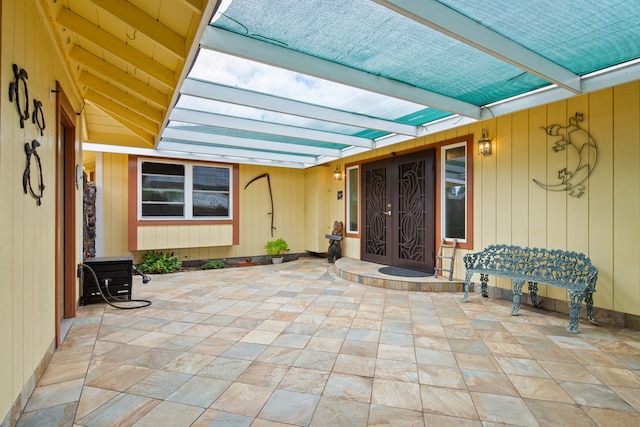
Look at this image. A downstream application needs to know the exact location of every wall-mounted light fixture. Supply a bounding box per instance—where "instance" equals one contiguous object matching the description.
[333,166,342,180]
[478,128,492,156]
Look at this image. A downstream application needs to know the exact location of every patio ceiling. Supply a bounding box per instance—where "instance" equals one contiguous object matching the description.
[48,0,640,168]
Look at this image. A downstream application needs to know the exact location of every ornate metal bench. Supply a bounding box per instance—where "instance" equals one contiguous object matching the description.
[461,244,598,333]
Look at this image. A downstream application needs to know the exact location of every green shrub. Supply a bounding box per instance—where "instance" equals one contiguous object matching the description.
[138,251,182,274]
[265,238,289,257]
[202,260,225,270]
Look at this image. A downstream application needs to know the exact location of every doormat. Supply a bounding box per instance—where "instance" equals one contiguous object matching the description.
[378,266,432,278]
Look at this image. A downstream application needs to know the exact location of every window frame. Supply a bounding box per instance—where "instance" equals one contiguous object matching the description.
[345,165,360,235]
[439,137,473,249]
[137,158,233,221]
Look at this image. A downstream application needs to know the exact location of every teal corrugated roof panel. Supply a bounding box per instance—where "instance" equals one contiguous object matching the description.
[440,0,640,75]
[353,109,452,140]
[212,0,553,106]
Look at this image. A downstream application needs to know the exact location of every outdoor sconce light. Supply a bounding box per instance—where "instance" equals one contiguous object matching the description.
[478,128,492,156]
[333,166,342,180]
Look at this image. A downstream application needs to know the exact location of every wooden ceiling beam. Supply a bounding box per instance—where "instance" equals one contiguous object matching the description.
[175,0,204,14]
[70,46,168,109]
[89,0,186,59]
[57,7,175,89]
[85,131,155,148]
[85,89,160,136]
[79,71,164,123]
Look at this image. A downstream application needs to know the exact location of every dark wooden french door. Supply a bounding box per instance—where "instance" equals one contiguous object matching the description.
[361,149,435,273]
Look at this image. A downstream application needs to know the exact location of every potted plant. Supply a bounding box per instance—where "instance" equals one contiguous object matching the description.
[265,237,289,264]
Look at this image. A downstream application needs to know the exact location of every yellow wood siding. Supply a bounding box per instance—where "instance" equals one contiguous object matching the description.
[101,153,129,256]
[304,166,330,253]
[588,89,615,310]
[1,0,82,419]
[96,83,640,317]
[340,82,640,315]
[96,160,307,262]
[612,84,640,314]
[136,224,234,250]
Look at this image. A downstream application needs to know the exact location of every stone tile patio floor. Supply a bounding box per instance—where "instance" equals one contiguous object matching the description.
[16,257,640,426]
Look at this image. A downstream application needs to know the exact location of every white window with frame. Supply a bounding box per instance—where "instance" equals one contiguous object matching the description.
[139,159,231,220]
[441,142,467,242]
[346,165,359,234]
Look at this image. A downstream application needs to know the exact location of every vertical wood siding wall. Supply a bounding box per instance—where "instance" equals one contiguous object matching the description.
[97,156,308,262]
[97,83,640,316]
[97,84,639,317]
[1,0,82,420]
[340,83,639,316]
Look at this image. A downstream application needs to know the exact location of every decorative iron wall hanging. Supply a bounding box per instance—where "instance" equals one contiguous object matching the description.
[244,173,276,237]
[533,112,598,198]
[23,140,45,206]
[32,99,46,135]
[8,64,30,128]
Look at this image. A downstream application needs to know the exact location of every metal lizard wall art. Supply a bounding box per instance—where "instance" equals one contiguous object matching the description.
[533,112,598,198]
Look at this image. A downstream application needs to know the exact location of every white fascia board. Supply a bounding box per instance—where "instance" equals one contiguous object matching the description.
[418,115,478,135]
[375,0,581,94]
[481,59,640,119]
[202,26,481,119]
[170,107,374,148]
[181,78,418,136]
[323,146,372,163]
[372,114,478,146]
[357,114,478,149]
[158,140,318,166]
[82,142,308,168]
[162,127,341,157]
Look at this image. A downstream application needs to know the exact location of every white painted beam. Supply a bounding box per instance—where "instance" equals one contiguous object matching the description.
[374,0,581,94]
[202,26,481,119]
[169,108,374,148]
[162,127,340,157]
[482,59,640,119]
[83,142,310,168]
[158,140,319,166]
[181,78,416,136]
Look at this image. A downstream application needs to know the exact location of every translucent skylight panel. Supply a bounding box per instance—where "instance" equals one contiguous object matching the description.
[167,121,349,150]
[160,139,319,158]
[175,94,374,135]
[189,49,430,122]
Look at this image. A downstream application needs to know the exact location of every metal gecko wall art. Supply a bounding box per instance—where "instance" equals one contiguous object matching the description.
[533,112,598,198]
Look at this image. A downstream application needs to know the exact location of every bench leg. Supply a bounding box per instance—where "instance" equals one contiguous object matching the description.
[480,274,489,297]
[567,290,585,334]
[461,271,473,302]
[585,291,599,326]
[510,279,525,315]
[528,282,541,308]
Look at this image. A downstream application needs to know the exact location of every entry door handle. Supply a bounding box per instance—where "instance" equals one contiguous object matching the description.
[384,210,392,216]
